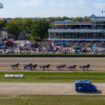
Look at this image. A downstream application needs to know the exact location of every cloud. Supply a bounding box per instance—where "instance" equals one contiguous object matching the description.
[18,0,104,17]
[19,0,87,7]
[93,2,105,9]
[50,0,86,6]
[19,0,44,7]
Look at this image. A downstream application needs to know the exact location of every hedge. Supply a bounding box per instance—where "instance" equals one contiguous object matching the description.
[0,54,105,57]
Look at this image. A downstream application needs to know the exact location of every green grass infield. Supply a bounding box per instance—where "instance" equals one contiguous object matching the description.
[0,72,105,82]
[0,95,105,105]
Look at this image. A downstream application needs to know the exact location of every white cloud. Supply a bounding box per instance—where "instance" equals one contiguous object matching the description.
[51,0,86,6]
[16,0,104,17]
[19,0,87,7]
[76,0,86,5]
[93,2,105,9]
[19,0,44,7]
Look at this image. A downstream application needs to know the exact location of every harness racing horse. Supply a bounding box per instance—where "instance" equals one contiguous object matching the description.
[31,64,38,70]
[56,64,66,71]
[10,63,20,70]
[67,65,77,71]
[79,64,90,71]
[23,63,33,70]
[40,64,51,71]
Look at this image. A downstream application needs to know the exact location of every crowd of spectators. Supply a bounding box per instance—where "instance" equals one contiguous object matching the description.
[0,40,105,54]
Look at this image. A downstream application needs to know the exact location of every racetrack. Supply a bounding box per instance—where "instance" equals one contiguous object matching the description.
[0,82,104,95]
[0,57,105,95]
[0,57,105,71]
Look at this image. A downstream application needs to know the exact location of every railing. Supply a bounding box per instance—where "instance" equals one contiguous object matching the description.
[48,38,105,41]
[48,29,105,33]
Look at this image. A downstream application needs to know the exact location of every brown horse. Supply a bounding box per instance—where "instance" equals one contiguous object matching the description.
[40,64,51,71]
[67,65,77,71]
[56,64,66,71]
[31,64,38,70]
[11,63,20,69]
[80,64,91,71]
[23,63,33,70]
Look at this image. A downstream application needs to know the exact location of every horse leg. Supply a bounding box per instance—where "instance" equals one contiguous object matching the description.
[57,67,59,71]
[24,66,26,70]
[40,66,43,71]
[12,67,15,70]
[83,67,85,71]
[13,66,16,70]
[47,67,50,71]
[74,67,76,71]
[34,66,37,71]
[69,67,71,71]
[30,66,32,70]
[16,66,19,70]
[43,67,45,71]
[61,67,63,71]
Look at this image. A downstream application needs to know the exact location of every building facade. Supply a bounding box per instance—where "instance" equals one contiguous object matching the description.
[0,30,8,41]
[48,15,105,41]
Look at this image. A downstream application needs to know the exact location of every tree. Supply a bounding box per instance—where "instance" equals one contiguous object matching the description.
[6,18,49,40]
[61,16,71,21]
[0,19,6,29]
[31,19,49,41]
[23,18,33,35]
[72,17,83,22]
[6,18,24,39]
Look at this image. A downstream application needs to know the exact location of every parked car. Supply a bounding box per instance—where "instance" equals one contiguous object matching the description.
[4,39,15,46]
[75,80,97,92]
[0,43,6,49]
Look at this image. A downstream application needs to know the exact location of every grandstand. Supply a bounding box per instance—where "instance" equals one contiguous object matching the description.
[48,15,105,42]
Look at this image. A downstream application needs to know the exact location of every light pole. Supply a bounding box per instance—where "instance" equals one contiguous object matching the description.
[102,10,105,16]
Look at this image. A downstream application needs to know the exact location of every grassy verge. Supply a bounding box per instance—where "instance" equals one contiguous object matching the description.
[0,95,105,105]
[0,72,105,82]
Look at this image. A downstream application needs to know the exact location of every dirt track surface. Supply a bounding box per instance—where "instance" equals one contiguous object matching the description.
[0,82,104,95]
[0,57,105,71]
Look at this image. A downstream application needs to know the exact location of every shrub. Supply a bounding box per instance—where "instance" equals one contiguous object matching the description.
[0,54,105,57]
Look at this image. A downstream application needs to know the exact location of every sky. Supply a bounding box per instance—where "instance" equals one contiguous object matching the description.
[0,0,105,18]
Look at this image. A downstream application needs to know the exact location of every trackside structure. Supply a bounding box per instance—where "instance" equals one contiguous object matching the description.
[48,15,105,41]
